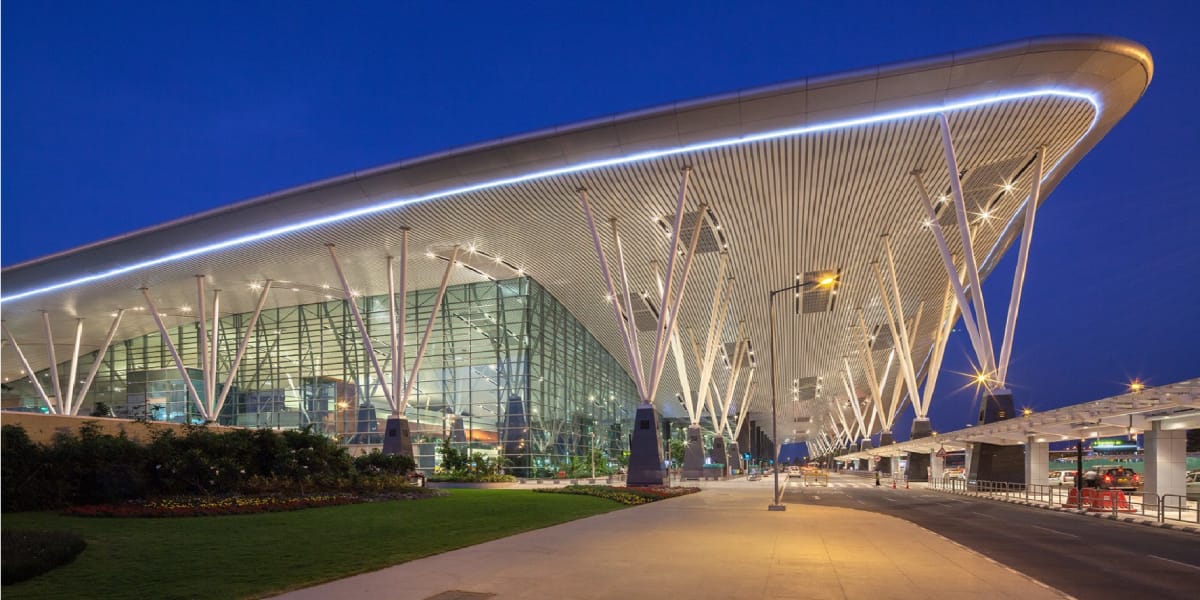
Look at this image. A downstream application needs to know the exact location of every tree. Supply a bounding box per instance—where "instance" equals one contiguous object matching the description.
[669,440,686,467]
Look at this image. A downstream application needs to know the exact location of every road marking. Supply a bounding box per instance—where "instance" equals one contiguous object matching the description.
[884,497,898,502]
[976,512,1000,520]
[1030,525,1079,539]
[1149,555,1200,571]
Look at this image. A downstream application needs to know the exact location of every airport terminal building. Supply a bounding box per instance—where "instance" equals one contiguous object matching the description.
[1,36,1153,478]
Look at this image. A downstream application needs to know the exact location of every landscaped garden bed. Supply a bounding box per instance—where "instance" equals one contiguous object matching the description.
[533,484,701,505]
[63,494,365,518]
[425,438,518,486]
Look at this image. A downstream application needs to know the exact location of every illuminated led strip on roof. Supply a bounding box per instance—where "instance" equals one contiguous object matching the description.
[0,88,1099,305]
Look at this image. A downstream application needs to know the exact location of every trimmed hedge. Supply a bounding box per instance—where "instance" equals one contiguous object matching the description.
[1,423,416,512]
[1,529,86,584]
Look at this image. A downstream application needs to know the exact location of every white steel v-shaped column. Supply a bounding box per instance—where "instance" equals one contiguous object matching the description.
[577,167,705,408]
[913,114,1048,394]
[142,288,209,421]
[1,321,57,413]
[329,244,395,412]
[72,309,126,415]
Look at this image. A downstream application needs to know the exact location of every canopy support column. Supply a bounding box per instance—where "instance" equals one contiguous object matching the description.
[401,246,461,407]
[579,188,648,403]
[213,281,272,418]
[328,244,394,411]
[938,113,997,375]
[40,312,64,414]
[1,321,57,413]
[74,309,126,414]
[64,319,84,416]
[141,288,208,421]
[998,146,1046,385]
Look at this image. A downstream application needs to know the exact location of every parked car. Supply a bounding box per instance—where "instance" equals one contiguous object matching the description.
[1095,466,1140,491]
[1186,470,1200,501]
[1048,470,1076,486]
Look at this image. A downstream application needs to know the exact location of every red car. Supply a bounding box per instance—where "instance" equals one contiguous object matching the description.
[1096,466,1140,491]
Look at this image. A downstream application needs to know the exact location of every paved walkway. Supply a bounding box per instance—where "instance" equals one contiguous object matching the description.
[275,479,1066,600]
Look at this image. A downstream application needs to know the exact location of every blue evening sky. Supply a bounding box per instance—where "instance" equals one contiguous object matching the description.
[3,1,1197,444]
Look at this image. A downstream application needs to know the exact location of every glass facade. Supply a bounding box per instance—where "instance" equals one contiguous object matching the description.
[4,277,638,476]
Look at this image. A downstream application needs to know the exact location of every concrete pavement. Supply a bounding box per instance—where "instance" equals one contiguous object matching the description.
[275,478,1065,599]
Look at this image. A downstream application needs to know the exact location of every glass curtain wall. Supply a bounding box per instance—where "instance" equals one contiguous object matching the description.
[4,277,637,475]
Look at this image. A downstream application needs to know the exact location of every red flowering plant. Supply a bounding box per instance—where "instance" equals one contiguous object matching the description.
[534,485,700,505]
[63,494,362,518]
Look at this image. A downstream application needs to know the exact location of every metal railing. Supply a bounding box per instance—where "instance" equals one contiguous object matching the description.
[929,478,1198,525]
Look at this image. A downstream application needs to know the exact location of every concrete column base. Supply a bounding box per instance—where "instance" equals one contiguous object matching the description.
[711,436,729,477]
[906,419,933,482]
[876,432,894,474]
[382,417,414,458]
[967,391,1023,483]
[627,404,666,486]
[968,443,1026,484]
[858,438,873,470]
[683,425,705,479]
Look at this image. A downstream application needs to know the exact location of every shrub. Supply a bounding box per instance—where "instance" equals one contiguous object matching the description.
[1,530,86,584]
[433,439,513,481]
[1,424,418,511]
[354,451,416,476]
[2,425,55,512]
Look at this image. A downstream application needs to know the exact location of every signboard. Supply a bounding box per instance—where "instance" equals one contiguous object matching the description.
[935,447,947,458]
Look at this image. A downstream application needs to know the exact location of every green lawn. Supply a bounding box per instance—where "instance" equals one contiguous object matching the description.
[2,490,623,599]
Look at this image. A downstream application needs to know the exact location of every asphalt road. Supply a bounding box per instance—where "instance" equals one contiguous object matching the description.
[784,474,1200,599]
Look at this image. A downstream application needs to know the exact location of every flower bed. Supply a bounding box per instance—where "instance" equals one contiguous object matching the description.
[426,473,517,483]
[533,485,700,505]
[64,494,367,518]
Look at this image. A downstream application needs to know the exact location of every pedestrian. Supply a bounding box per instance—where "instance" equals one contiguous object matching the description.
[875,471,881,486]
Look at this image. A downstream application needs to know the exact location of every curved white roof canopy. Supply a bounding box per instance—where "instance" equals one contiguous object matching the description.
[0,36,1153,439]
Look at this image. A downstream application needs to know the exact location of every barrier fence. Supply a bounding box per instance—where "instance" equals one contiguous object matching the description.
[929,477,1199,525]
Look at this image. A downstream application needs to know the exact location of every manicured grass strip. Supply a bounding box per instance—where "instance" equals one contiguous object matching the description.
[2,490,622,600]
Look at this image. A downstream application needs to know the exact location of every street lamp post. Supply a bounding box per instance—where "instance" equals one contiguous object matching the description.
[590,431,596,481]
[767,276,834,511]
